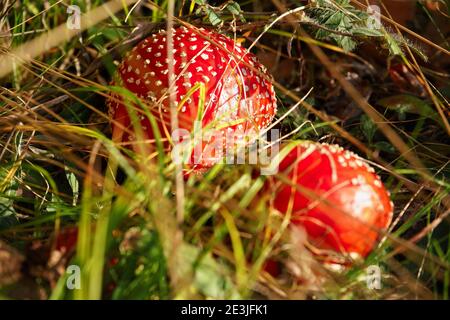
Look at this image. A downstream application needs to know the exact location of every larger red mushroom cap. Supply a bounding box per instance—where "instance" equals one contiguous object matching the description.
[108,26,277,170]
[271,141,394,261]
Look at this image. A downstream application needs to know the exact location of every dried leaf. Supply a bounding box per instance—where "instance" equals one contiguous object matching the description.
[0,241,24,287]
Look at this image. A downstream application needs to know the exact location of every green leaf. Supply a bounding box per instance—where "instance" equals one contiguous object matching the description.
[65,166,79,206]
[111,229,169,300]
[0,162,20,229]
[206,8,222,26]
[378,95,445,128]
[181,244,240,299]
[374,141,396,154]
[360,114,377,144]
[384,32,404,56]
[338,35,357,51]
[317,11,344,38]
[352,27,383,37]
[226,2,246,22]
[226,2,240,15]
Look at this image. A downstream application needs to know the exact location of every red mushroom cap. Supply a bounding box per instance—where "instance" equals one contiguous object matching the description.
[271,141,393,261]
[108,26,277,170]
[54,227,78,253]
[262,259,281,277]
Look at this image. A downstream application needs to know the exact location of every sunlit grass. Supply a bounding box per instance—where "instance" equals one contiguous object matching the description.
[0,0,449,300]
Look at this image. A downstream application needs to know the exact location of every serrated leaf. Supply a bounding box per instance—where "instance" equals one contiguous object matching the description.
[226,2,246,22]
[323,11,345,31]
[337,35,357,51]
[206,9,222,26]
[226,2,241,15]
[352,27,383,37]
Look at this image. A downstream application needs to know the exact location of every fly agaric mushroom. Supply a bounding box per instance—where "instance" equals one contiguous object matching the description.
[107,26,277,171]
[271,142,393,262]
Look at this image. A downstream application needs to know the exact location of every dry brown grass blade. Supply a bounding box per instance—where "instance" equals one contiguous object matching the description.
[386,258,434,299]
[0,0,13,48]
[0,0,139,79]
[386,207,450,263]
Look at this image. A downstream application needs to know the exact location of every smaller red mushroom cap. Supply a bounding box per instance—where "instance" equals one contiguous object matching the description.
[107,26,277,170]
[262,259,281,277]
[271,141,394,261]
